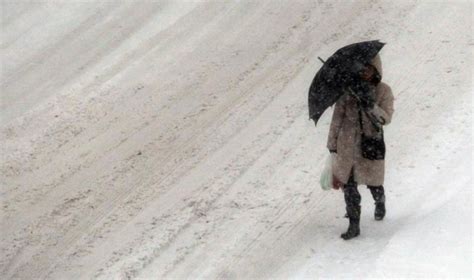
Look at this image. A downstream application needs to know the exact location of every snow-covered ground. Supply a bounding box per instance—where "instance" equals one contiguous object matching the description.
[1,0,472,279]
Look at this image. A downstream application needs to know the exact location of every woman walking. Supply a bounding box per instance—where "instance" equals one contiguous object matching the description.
[327,54,394,240]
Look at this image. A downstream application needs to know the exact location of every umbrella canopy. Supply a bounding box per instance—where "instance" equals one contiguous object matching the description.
[308,40,385,126]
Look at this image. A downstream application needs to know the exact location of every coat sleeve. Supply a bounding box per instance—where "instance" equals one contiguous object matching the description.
[367,84,394,126]
[327,100,345,151]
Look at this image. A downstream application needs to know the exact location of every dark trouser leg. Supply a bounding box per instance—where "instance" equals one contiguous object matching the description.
[368,185,386,220]
[341,172,361,240]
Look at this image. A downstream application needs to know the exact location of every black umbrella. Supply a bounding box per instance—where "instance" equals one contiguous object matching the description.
[308,40,385,126]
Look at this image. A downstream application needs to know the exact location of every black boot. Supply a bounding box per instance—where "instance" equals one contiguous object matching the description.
[341,206,360,240]
[341,183,361,240]
[369,186,386,221]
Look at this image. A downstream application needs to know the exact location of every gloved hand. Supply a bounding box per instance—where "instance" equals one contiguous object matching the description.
[358,96,375,110]
[352,81,375,110]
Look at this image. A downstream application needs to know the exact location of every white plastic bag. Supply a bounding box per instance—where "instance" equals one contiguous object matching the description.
[320,154,334,190]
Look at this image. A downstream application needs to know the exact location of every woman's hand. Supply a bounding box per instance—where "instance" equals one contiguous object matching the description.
[359,96,375,110]
[332,174,344,190]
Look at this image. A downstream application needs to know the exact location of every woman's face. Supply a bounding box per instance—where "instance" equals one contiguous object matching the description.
[360,65,375,81]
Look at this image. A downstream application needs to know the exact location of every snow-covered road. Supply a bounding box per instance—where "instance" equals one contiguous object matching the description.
[1,1,472,279]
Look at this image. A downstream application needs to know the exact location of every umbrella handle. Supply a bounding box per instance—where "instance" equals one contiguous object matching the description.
[347,88,382,131]
[346,88,361,101]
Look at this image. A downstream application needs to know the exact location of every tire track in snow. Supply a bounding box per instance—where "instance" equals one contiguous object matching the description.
[64,27,313,280]
[2,2,297,278]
